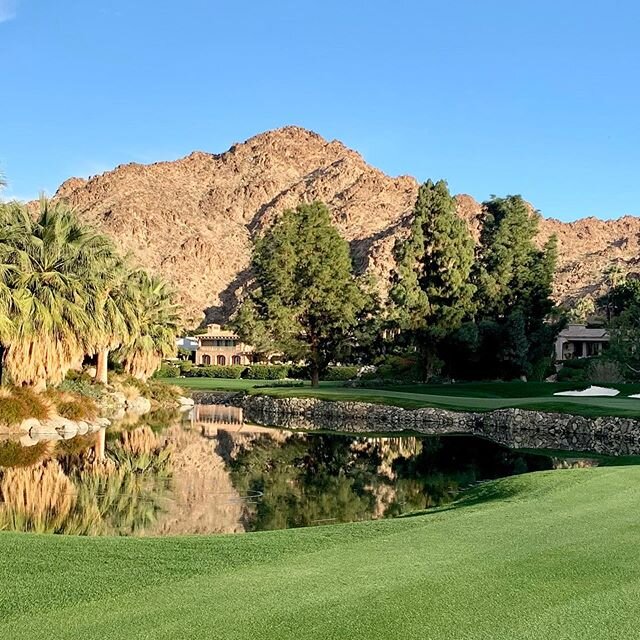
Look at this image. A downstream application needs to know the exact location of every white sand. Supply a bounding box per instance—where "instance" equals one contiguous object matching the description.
[553,385,620,397]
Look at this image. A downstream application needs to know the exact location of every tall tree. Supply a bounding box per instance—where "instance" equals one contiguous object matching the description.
[607,303,640,379]
[233,202,372,386]
[1,200,114,388]
[475,196,549,316]
[472,195,560,378]
[114,272,180,381]
[0,202,19,384]
[89,258,140,384]
[389,179,476,376]
[600,265,633,321]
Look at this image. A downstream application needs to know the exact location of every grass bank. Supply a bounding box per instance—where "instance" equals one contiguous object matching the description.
[1,467,640,639]
[164,378,640,417]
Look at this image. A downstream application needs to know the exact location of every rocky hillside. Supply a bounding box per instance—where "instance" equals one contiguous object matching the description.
[52,126,640,323]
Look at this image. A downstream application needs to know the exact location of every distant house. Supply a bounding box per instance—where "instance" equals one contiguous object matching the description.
[554,324,609,362]
[195,324,254,366]
[176,336,199,356]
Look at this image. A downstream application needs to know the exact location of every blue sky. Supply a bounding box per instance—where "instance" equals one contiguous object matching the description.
[1,0,639,221]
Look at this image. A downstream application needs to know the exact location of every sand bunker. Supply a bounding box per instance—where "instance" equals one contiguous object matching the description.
[553,386,620,397]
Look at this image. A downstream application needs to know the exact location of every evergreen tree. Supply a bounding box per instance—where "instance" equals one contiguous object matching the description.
[472,195,560,378]
[598,277,640,320]
[389,180,476,376]
[608,303,640,379]
[233,202,373,386]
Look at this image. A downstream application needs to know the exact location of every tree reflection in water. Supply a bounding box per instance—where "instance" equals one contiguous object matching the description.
[0,426,173,535]
[229,433,553,531]
[0,410,556,536]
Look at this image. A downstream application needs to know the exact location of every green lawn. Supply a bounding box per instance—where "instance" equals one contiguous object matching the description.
[164,378,640,417]
[2,467,640,639]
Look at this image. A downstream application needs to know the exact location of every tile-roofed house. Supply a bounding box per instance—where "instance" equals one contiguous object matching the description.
[195,324,254,366]
[554,323,609,361]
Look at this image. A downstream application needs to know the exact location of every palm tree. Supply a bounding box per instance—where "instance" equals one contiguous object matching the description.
[114,272,180,381]
[85,252,141,385]
[2,199,114,388]
[0,203,18,384]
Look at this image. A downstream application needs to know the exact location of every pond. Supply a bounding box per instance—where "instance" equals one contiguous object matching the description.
[0,404,597,536]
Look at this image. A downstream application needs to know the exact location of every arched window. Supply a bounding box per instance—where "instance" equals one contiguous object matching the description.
[232,355,241,365]
[217,355,226,365]
[202,354,211,365]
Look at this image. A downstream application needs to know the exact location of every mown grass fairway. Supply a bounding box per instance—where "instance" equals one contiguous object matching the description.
[165,378,640,417]
[1,468,640,639]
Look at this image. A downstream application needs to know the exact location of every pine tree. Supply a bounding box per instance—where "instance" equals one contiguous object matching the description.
[389,179,476,376]
[233,202,373,386]
[473,195,559,378]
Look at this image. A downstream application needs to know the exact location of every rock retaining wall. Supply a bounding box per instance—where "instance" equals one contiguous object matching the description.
[238,395,640,457]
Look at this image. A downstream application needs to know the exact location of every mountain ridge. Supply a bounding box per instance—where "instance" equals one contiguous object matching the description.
[51,126,640,322]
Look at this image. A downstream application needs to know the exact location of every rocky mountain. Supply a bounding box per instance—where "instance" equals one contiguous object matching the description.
[52,126,640,324]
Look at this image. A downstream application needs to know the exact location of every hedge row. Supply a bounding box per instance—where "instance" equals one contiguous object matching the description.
[185,365,245,379]
[242,365,290,380]
[153,362,361,381]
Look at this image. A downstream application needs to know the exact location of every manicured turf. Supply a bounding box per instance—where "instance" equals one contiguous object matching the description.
[164,378,640,417]
[166,377,272,390]
[2,467,640,639]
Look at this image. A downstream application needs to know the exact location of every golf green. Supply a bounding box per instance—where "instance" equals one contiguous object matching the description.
[1,467,639,639]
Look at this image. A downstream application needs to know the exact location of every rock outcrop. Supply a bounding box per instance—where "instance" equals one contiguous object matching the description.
[238,395,640,457]
[50,126,640,322]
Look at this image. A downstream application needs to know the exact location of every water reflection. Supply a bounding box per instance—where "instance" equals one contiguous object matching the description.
[0,405,559,537]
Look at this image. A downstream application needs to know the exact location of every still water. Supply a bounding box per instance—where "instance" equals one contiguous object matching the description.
[0,405,587,536]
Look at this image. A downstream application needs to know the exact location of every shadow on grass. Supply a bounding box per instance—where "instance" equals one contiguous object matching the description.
[397,476,527,520]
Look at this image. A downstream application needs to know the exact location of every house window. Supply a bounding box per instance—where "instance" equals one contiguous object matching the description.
[232,355,241,365]
[202,354,211,365]
[217,355,226,365]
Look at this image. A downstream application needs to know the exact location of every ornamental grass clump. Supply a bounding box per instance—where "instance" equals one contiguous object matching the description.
[0,387,50,428]
[43,388,98,422]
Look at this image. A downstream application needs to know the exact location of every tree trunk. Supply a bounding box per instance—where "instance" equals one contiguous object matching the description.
[96,348,109,384]
[310,362,320,387]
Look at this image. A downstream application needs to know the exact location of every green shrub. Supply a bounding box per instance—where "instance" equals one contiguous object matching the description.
[152,363,181,379]
[529,357,555,383]
[178,361,193,375]
[253,381,305,388]
[561,357,593,370]
[59,374,105,401]
[557,365,588,383]
[44,389,98,421]
[0,387,50,427]
[55,399,97,421]
[324,366,360,381]
[186,365,245,379]
[242,365,290,380]
[110,373,154,398]
[146,381,182,404]
[362,354,422,382]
